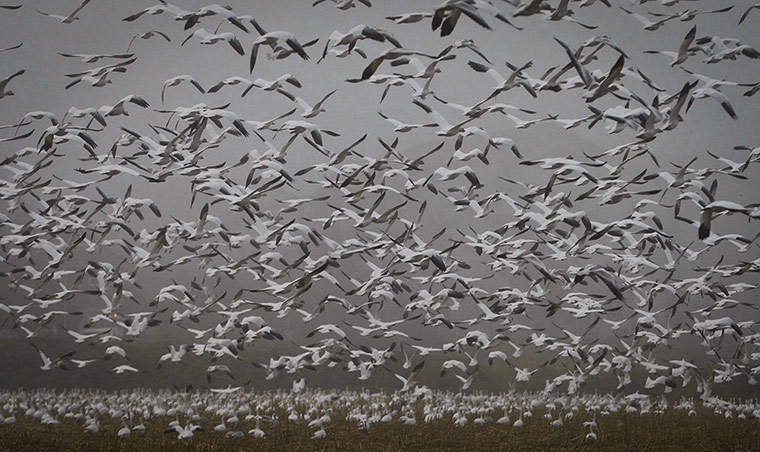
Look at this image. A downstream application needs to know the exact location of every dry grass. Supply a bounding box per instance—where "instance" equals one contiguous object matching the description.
[1,406,758,452]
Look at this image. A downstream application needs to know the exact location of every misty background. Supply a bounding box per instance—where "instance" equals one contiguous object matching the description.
[0,0,759,396]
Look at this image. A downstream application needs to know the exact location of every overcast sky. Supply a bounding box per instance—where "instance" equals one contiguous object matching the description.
[1,0,759,390]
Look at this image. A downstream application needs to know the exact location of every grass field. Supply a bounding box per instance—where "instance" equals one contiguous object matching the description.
[1,405,758,452]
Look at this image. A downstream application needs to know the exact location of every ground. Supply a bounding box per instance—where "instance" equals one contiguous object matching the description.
[1,407,758,452]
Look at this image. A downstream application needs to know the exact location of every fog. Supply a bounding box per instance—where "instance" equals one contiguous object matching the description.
[0,0,759,397]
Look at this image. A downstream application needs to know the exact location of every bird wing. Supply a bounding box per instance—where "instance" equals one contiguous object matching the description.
[67,0,92,19]
[554,38,593,88]
[678,25,697,59]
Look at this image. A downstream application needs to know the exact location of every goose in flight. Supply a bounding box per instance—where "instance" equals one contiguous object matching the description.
[65,72,119,90]
[413,99,479,137]
[64,58,136,90]
[70,359,96,369]
[293,89,338,118]
[123,2,189,22]
[240,74,302,99]
[386,12,435,24]
[377,55,453,101]
[619,6,677,31]
[426,165,483,189]
[352,48,439,81]
[433,94,535,117]
[698,200,759,239]
[306,323,350,340]
[32,344,74,371]
[686,86,738,120]
[277,120,340,146]
[0,70,24,99]
[739,3,760,24]
[37,0,91,23]
[583,54,625,102]
[437,38,492,64]
[249,20,311,72]
[244,108,297,132]
[99,94,150,118]
[702,43,760,64]
[110,365,140,374]
[0,42,22,54]
[313,0,372,9]
[643,25,696,66]
[207,76,258,95]
[545,0,598,29]
[177,4,250,33]
[513,0,551,17]
[64,57,136,78]
[182,29,245,56]
[61,326,110,344]
[467,60,536,100]
[583,35,630,60]
[9,111,52,133]
[320,44,367,62]
[197,107,250,137]
[58,52,134,63]
[268,37,320,62]
[161,75,205,105]
[207,364,236,382]
[126,30,171,52]
[553,37,598,91]
[158,345,188,366]
[679,67,750,90]
[104,345,128,361]
[63,103,123,128]
[320,25,401,63]
[432,0,522,37]
[377,110,436,133]
[648,6,733,23]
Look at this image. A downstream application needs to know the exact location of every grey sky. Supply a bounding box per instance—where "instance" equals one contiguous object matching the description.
[1,0,759,392]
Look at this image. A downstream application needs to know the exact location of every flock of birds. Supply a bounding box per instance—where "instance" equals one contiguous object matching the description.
[1,0,760,439]
[1,385,758,441]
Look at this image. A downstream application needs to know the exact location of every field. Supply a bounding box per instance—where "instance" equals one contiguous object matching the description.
[1,395,758,452]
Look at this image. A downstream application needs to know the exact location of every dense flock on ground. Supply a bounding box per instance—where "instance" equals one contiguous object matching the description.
[1,0,760,442]
[0,385,759,442]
